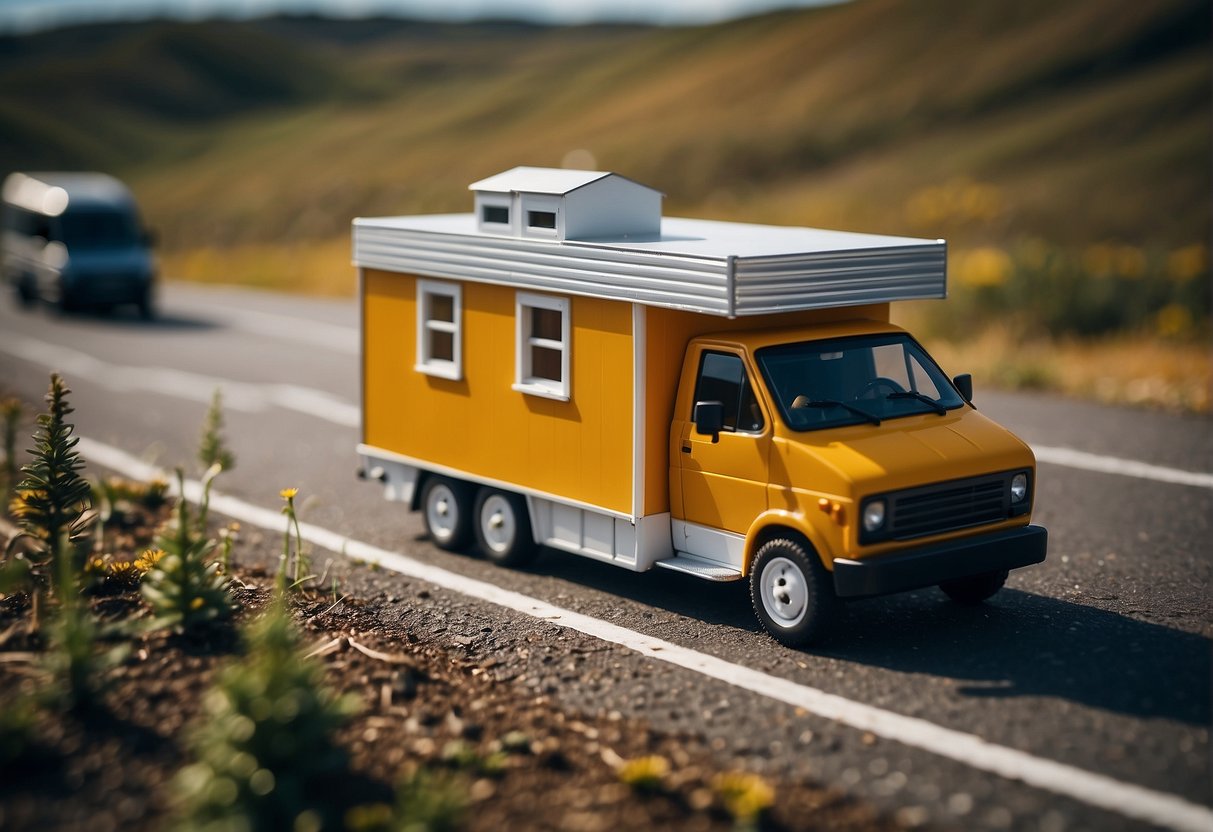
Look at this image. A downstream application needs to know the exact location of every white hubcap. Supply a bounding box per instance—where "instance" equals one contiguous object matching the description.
[480,495,516,554]
[425,484,458,542]
[760,556,809,628]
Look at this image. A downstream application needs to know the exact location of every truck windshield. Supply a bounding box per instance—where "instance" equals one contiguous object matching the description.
[756,333,966,432]
[52,209,140,249]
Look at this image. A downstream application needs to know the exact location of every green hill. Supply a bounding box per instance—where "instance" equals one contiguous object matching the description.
[0,0,1206,250]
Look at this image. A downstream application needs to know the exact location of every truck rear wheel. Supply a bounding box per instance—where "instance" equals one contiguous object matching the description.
[421,476,473,551]
[750,538,835,647]
[473,489,537,567]
[939,569,1008,605]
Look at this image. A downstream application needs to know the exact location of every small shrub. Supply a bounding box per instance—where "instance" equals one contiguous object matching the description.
[1,396,21,495]
[4,374,93,632]
[175,599,359,831]
[197,388,235,474]
[141,470,231,634]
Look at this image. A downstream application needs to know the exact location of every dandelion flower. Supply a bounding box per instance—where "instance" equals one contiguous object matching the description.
[280,487,298,500]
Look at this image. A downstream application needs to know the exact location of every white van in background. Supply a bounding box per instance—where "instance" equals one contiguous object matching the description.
[2,172,157,318]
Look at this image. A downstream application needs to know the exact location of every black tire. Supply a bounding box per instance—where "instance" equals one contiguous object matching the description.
[749,537,835,647]
[939,570,1008,605]
[420,476,473,551]
[473,488,537,567]
[137,289,155,320]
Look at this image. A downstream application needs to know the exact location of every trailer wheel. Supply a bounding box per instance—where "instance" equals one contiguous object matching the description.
[939,569,1007,605]
[473,489,537,567]
[421,477,473,551]
[750,538,834,647]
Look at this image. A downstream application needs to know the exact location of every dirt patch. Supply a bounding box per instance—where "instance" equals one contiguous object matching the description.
[0,510,905,832]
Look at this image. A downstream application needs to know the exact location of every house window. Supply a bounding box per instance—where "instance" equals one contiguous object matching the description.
[482,205,509,225]
[415,279,462,380]
[527,210,556,230]
[513,292,570,400]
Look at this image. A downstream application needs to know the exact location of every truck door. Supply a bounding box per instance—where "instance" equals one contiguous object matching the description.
[674,348,770,566]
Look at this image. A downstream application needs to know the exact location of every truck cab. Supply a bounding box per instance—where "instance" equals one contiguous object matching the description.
[671,320,1045,644]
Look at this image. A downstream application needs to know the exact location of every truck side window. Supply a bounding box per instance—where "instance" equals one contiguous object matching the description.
[693,351,764,433]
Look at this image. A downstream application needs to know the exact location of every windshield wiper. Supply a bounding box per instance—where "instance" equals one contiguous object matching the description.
[887,391,947,415]
[797,399,881,426]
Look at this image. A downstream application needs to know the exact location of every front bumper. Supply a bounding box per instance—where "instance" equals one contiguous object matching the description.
[831,524,1047,599]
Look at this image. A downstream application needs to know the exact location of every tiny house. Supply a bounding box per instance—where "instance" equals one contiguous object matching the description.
[354,167,1046,645]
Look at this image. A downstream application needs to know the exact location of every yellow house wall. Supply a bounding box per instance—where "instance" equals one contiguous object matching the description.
[362,269,634,515]
[642,303,891,517]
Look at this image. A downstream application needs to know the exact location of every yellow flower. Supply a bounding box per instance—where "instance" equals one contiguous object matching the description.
[135,548,165,572]
[190,597,205,610]
[280,487,298,500]
[714,771,775,821]
[618,755,670,791]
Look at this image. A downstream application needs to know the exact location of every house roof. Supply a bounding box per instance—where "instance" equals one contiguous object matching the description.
[353,213,947,317]
[468,166,657,196]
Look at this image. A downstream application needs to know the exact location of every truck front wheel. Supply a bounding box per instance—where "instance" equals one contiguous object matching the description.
[421,477,473,551]
[939,570,1008,605]
[473,489,537,567]
[750,538,835,647]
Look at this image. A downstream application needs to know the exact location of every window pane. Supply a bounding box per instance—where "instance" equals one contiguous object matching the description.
[428,293,454,323]
[483,205,509,224]
[694,352,744,430]
[531,345,562,381]
[531,306,562,341]
[528,210,556,229]
[429,330,454,362]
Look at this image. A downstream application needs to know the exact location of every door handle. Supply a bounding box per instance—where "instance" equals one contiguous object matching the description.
[681,445,691,454]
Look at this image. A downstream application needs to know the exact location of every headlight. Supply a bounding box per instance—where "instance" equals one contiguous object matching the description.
[862,499,886,532]
[1010,472,1029,503]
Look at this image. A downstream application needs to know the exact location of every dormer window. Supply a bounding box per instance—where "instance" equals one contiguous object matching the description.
[482,205,509,225]
[528,210,556,229]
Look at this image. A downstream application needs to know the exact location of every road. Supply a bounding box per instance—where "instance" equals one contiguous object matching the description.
[1,283,1209,831]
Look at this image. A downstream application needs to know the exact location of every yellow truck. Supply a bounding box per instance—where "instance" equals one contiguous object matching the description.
[354,167,1047,646]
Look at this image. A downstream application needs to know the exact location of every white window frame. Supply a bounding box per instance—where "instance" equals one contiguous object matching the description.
[520,194,561,240]
[476,194,513,235]
[415,279,462,380]
[513,292,570,401]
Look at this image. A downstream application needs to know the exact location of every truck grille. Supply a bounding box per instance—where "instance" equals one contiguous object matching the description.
[885,473,1010,541]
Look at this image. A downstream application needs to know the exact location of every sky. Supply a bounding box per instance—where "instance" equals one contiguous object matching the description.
[0,0,841,32]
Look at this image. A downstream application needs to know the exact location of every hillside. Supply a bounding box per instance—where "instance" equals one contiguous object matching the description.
[0,0,1206,250]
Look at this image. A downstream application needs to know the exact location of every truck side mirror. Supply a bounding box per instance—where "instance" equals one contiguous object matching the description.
[694,401,725,443]
[953,373,974,404]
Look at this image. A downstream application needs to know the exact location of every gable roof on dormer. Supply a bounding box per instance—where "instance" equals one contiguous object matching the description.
[468,166,658,197]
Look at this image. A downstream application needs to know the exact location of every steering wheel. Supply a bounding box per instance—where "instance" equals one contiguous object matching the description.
[855,377,905,400]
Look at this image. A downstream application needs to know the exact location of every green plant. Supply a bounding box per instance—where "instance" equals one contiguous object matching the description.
[197,388,235,474]
[175,598,360,831]
[4,374,93,633]
[278,487,311,591]
[141,469,231,633]
[1,396,21,495]
[0,692,38,766]
[391,767,468,832]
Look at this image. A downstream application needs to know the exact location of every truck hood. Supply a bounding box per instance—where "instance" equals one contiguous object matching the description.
[777,407,1035,499]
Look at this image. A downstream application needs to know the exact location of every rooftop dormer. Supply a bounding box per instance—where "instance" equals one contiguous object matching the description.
[469,166,662,241]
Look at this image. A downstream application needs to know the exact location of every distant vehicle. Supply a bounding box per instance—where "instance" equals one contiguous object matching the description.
[1,171,157,317]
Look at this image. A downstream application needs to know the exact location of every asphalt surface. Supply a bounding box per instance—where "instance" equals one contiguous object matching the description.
[0,283,1209,831]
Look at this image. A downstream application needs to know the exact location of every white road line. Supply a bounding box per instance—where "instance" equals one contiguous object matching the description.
[75,435,1213,832]
[1034,445,1213,490]
[4,325,1211,491]
[0,332,358,428]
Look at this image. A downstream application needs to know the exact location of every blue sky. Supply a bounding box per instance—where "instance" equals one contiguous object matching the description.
[0,0,840,32]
